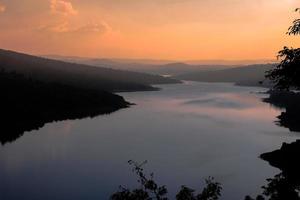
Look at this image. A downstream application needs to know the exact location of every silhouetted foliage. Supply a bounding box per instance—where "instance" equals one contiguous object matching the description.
[246,140,300,200]
[111,161,168,200]
[266,9,300,90]
[261,173,300,200]
[263,8,300,132]
[176,186,196,200]
[111,161,222,200]
[245,172,300,200]
[287,8,300,35]
[196,177,222,200]
[244,195,265,200]
[176,177,222,200]
[265,47,300,90]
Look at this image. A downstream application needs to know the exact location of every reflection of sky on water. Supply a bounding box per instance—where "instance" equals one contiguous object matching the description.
[0,82,297,200]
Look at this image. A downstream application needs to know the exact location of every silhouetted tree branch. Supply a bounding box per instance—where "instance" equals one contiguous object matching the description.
[110,161,222,200]
[265,47,300,90]
[266,9,300,90]
[288,8,300,35]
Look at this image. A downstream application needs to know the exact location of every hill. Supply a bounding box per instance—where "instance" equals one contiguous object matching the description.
[0,70,130,144]
[0,49,180,92]
[175,64,276,87]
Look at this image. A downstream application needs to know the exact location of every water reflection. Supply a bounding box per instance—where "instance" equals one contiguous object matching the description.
[0,110,118,145]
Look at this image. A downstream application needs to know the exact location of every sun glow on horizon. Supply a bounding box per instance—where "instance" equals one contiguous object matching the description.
[0,0,299,60]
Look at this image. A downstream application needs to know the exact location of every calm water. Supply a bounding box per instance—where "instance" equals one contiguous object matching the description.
[0,82,298,200]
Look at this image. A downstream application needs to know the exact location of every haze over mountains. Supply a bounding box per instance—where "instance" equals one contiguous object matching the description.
[44,54,276,88]
[0,49,180,93]
[43,55,228,76]
[0,48,276,95]
[44,55,276,76]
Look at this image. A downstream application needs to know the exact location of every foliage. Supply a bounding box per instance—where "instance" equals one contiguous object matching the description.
[261,173,300,200]
[110,160,168,200]
[176,177,222,200]
[244,195,265,200]
[196,177,222,200]
[265,47,300,90]
[176,186,196,200]
[110,161,222,200]
[243,172,300,200]
[265,8,300,90]
[287,8,300,35]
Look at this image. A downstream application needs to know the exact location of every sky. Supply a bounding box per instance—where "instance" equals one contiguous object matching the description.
[0,0,300,61]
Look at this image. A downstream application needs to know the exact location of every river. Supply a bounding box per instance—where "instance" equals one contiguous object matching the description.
[0,82,297,200]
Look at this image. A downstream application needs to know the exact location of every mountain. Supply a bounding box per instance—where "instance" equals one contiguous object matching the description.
[144,62,229,76]
[44,55,175,65]
[0,49,180,93]
[175,64,276,87]
[185,59,277,65]
[44,55,230,76]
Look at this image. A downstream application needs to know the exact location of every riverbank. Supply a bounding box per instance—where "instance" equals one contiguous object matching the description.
[263,90,300,132]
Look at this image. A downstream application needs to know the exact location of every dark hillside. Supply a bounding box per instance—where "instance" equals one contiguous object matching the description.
[0,70,130,144]
[0,49,180,92]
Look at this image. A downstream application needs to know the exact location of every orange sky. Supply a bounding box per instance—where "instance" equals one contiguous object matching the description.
[0,0,300,60]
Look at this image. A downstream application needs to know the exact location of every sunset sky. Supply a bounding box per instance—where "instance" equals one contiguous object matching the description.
[0,0,300,60]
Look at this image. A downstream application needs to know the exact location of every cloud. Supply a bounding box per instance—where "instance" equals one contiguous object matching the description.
[73,22,111,34]
[38,21,70,33]
[37,21,110,35]
[50,0,78,16]
[0,3,5,13]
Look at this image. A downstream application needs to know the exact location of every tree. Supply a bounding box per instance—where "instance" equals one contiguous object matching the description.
[110,161,222,200]
[266,47,300,90]
[287,8,300,36]
[265,9,300,90]
[176,177,222,200]
[110,160,168,200]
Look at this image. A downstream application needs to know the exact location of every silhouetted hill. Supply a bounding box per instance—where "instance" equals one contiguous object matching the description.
[0,49,180,92]
[175,64,276,87]
[0,70,130,144]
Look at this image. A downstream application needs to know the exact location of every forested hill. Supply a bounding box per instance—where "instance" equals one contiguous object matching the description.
[0,70,131,144]
[0,49,181,92]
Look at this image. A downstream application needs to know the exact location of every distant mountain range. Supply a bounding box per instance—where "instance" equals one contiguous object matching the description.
[175,64,275,87]
[45,55,276,65]
[41,54,277,87]
[43,55,237,76]
[0,49,180,92]
[44,55,277,77]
